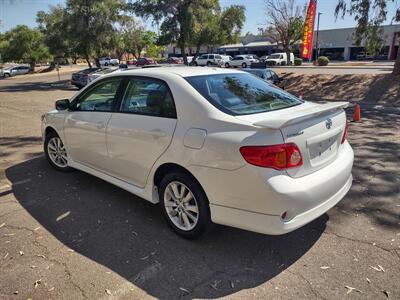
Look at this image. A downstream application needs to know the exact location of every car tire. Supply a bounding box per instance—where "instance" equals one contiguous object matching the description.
[241,62,247,68]
[281,61,286,66]
[44,131,73,172]
[4,73,9,78]
[194,61,198,66]
[206,61,212,66]
[159,171,212,239]
[225,62,230,68]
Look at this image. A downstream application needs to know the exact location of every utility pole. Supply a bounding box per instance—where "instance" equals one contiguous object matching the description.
[316,12,322,61]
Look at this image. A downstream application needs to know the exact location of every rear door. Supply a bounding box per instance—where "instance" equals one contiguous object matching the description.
[106,77,177,187]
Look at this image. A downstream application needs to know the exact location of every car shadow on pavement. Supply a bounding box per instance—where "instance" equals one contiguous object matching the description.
[0,80,76,92]
[5,156,326,299]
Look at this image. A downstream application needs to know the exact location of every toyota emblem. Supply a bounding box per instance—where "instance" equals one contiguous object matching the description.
[325,118,332,129]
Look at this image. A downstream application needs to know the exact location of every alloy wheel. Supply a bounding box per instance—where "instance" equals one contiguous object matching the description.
[163,181,199,231]
[47,137,68,168]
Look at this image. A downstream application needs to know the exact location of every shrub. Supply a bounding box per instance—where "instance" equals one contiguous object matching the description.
[294,58,302,66]
[317,56,329,66]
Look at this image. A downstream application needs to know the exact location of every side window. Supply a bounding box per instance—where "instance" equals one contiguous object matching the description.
[72,78,122,112]
[200,54,207,59]
[120,78,176,118]
[209,55,214,59]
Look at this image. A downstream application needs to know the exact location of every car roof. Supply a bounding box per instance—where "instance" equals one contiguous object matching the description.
[110,66,243,78]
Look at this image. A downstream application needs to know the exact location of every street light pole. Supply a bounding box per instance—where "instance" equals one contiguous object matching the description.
[316,12,322,61]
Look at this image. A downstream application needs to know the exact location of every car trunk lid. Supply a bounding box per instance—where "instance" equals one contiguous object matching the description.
[236,101,348,177]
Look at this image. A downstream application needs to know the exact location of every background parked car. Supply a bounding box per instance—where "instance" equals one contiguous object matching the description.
[136,57,156,66]
[265,53,294,65]
[220,55,233,66]
[1,65,30,77]
[241,68,284,87]
[127,59,137,65]
[98,57,119,66]
[193,54,223,66]
[70,67,100,89]
[87,67,119,83]
[167,57,184,64]
[225,55,258,68]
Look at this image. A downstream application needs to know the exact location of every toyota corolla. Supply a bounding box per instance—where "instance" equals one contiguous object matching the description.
[41,67,353,238]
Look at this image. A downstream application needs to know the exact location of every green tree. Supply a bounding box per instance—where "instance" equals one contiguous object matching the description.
[1,25,51,71]
[131,0,245,64]
[335,0,400,74]
[263,0,305,64]
[64,0,127,67]
[37,5,74,64]
[191,4,245,59]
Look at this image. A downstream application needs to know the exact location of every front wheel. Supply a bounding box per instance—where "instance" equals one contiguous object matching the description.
[44,131,72,172]
[225,62,230,68]
[159,172,212,239]
[241,62,247,68]
[193,61,198,66]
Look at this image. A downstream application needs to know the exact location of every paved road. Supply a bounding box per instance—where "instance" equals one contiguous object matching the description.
[0,71,399,299]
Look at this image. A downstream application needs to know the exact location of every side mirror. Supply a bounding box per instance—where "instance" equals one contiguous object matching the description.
[55,99,70,110]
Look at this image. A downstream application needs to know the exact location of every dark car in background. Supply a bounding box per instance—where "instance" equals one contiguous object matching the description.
[136,57,156,66]
[70,67,100,89]
[241,68,284,87]
[167,57,184,64]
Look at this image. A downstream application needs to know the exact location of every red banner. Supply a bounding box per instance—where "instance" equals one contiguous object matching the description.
[302,0,317,59]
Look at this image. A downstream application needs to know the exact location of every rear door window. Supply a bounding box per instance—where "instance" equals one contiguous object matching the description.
[120,78,176,118]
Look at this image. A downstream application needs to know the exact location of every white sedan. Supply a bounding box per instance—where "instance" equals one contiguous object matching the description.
[225,55,258,68]
[41,67,353,238]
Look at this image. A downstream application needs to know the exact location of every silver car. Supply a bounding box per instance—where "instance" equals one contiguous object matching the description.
[1,65,30,77]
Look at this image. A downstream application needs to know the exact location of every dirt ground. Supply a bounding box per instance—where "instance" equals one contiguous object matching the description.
[281,73,400,106]
[0,70,399,300]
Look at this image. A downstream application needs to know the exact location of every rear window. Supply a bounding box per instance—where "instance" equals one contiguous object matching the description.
[185,73,302,115]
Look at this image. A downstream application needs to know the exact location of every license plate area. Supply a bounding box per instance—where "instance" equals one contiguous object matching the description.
[308,133,340,167]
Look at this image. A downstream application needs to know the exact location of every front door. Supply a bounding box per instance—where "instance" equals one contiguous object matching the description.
[63,77,123,171]
[106,77,177,187]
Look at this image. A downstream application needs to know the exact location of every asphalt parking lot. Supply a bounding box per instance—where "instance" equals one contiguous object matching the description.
[0,70,399,299]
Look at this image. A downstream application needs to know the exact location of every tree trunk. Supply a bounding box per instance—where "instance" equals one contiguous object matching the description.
[392,43,400,75]
[85,54,92,68]
[181,45,188,65]
[29,61,35,72]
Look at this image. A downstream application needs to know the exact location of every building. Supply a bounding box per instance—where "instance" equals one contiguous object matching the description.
[166,24,400,61]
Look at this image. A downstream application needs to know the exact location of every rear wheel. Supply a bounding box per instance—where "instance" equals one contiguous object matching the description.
[159,172,212,239]
[4,73,10,78]
[241,62,247,68]
[225,62,230,68]
[206,61,212,66]
[193,61,198,66]
[44,131,72,172]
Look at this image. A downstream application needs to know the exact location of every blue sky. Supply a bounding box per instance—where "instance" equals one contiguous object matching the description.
[0,0,397,33]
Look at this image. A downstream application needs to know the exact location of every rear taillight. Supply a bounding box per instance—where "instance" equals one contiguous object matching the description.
[239,143,303,170]
[341,121,348,144]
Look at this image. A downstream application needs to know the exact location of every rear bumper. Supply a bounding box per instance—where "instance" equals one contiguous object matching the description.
[203,141,354,235]
[210,172,352,235]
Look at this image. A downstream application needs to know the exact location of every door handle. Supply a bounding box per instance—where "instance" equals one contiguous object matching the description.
[96,122,105,130]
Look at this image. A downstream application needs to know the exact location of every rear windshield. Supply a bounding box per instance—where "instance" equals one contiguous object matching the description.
[185,73,302,115]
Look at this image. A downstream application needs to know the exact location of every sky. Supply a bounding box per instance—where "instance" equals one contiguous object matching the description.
[0,0,398,34]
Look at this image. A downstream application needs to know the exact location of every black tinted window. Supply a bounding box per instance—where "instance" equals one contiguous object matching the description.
[120,78,176,118]
[186,73,302,115]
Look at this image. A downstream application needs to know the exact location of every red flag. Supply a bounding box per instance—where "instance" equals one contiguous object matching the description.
[302,0,317,59]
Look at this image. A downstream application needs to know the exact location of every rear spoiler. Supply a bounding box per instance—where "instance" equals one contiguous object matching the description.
[253,102,349,129]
